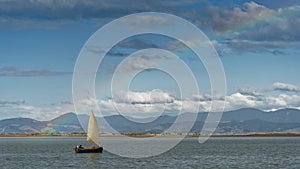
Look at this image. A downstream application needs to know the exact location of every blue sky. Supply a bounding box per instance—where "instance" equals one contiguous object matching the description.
[0,0,300,120]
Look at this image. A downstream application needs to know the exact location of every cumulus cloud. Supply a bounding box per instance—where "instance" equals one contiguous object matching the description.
[0,67,71,77]
[273,82,300,92]
[2,87,300,120]
[225,92,300,111]
[114,90,175,104]
[226,92,260,109]
[97,90,300,118]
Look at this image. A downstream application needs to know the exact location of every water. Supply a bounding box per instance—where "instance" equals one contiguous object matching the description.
[1,137,300,168]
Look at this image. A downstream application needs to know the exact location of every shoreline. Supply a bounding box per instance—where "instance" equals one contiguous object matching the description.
[1,132,300,137]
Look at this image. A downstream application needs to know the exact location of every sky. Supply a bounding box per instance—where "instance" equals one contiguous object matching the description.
[0,0,300,120]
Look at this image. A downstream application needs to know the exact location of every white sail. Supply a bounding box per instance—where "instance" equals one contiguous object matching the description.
[86,111,100,146]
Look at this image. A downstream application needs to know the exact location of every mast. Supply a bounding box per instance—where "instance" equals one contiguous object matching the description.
[86,111,100,146]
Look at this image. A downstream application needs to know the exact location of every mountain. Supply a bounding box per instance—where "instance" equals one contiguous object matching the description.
[0,112,84,134]
[1,108,300,134]
[0,118,46,133]
[76,108,300,134]
[221,108,300,123]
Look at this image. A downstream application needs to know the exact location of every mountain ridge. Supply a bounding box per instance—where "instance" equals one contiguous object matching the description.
[0,112,84,134]
[1,108,300,134]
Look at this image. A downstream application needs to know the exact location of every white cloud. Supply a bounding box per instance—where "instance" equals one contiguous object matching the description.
[2,85,300,120]
[0,99,75,120]
[226,92,258,108]
[225,92,300,111]
[273,82,300,92]
[114,90,174,104]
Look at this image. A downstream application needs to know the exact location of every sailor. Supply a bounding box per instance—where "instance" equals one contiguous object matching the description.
[79,145,83,148]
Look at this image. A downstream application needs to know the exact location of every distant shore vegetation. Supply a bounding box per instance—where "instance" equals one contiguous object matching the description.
[1,132,300,137]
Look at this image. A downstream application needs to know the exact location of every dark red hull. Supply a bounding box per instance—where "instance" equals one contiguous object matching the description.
[74,146,103,153]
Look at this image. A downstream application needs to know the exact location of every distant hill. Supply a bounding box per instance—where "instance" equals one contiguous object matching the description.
[0,112,84,134]
[78,108,300,134]
[1,108,300,134]
[0,118,45,133]
[221,108,300,123]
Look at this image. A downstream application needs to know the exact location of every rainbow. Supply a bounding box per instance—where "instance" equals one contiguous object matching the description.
[215,5,300,42]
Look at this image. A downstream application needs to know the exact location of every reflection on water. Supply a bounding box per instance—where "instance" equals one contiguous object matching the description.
[1,137,300,168]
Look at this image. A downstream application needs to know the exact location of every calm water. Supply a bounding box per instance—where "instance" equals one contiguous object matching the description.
[1,137,300,168]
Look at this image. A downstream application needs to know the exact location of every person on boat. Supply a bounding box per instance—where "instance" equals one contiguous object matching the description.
[79,145,83,148]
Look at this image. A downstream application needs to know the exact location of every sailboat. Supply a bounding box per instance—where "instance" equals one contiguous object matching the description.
[74,111,103,153]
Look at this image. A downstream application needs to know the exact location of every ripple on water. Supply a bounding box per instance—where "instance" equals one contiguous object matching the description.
[0,137,300,168]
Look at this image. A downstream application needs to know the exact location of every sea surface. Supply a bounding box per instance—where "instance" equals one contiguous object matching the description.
[1,136,300,168]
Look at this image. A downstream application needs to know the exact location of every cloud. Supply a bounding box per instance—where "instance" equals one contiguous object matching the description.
[115,56,154,73]
[226,92,260,109]
[238,87,264,97]
[192,93,225,101]
[198,2,300,54]
[0,67,71,77]
[0,0,186,20]
[0,99,75,120]
[2,86,300,120]
[273,82,300,92]
[87,38,161,59]
[0,100,25,106]
[0,0,125,20]
[201,1,300,41]
[1,0,298,56]
[220,40,291,54]
[112,51,172,73]
[97,90,300,118]
[60,100,73,105]
[224,92,300,111]
[1,0,299,43]
[0,99,35,119]
[45,85,300,118]
[0,0,178,29]
[114,90,175,104]
[237,5,300,42]
[120,13,169,26]
[118,38,160,50]
[201,1,274,33]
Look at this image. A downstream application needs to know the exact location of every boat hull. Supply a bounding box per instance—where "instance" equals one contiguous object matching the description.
[75,146,103,153]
